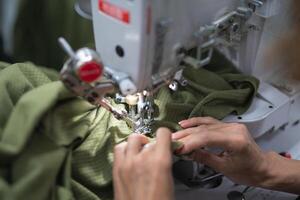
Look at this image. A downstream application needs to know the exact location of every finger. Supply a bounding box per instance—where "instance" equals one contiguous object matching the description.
[177,130,238,154]
[113,142,129,200]
[126,134,149,157]
[172,127,199,140]
[205,123,233,131]
[155,128,172,154]
[179,117,221,128]
[114,142,127,166]
[192,149,225,172]
[143,142,156,150]
[113,143,126,196]
[173,122,231,141]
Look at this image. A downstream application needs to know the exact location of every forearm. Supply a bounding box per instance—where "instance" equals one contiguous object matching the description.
[259,152,300,194]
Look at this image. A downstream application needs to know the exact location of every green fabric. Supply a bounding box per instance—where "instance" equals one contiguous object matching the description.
[0,60,259,200]
[153,65,259,131]
[13,0,94,70]
[0,62,131,200]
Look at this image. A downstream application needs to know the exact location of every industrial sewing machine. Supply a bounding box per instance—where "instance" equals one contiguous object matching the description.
[60,0,300,199]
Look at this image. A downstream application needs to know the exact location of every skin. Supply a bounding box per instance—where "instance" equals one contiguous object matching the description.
[113,128,174,200]
[175,117,300,194]
[114,117,300,200]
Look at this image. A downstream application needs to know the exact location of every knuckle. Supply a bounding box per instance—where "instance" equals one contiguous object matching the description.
[191,117,199,123]
[233,123,248,132]
[199,131,209,142]
[184,127,195,135]
[192,126,201,134]
[234,134,247,143]
[197,125,207,132]
[233,134,250,151]
[114,143,124,153]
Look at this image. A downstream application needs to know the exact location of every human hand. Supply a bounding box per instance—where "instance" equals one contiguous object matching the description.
[172,117,272,187]
[113,128,174,200]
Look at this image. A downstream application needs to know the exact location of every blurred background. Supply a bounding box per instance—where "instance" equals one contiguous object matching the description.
[0,0,94,70]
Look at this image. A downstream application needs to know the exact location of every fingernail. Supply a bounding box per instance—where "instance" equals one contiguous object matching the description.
[178,121,186,127]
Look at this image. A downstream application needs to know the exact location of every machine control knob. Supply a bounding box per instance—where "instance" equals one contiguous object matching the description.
[78,61,103,83]
[59,37,104,83]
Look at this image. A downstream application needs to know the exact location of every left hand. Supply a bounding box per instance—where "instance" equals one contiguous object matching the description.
[113,128,174,200]
[173,117,271,187]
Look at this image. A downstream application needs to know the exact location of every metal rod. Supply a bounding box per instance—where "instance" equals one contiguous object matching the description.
[58,37,77,59]
[97,98,138,130]
[200,173,223,183]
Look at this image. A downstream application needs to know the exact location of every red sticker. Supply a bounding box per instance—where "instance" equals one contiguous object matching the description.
[99,0,130,24]
[78,62,103,83]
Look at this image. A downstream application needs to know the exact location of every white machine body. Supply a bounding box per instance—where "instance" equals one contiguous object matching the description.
[91,0,242,90]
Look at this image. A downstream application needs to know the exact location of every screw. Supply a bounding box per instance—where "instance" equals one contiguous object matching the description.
[232,23,239,33]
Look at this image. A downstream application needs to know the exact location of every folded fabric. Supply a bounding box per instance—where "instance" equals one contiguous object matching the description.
[153,65,259,131]
[0,59,259,200]
[0,62,131,200]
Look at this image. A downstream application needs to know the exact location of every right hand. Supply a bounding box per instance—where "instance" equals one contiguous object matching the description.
[113,128,174,200]
[172,117,274,187]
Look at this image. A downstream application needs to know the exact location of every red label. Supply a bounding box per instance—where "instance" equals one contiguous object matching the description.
[99,0,130,24]
[78,62,103,83]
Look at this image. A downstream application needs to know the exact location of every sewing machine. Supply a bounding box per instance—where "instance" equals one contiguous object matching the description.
[60,0,300,199]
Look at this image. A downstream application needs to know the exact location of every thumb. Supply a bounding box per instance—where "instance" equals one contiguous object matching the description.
[192,149,225,172]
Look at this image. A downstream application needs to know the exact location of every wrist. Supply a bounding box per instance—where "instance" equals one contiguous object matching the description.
[257,151,299,192]
[256,151,281,189]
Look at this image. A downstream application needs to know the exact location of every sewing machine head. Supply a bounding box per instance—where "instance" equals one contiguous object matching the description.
[89,0,276,88]
[60,0,277,134]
